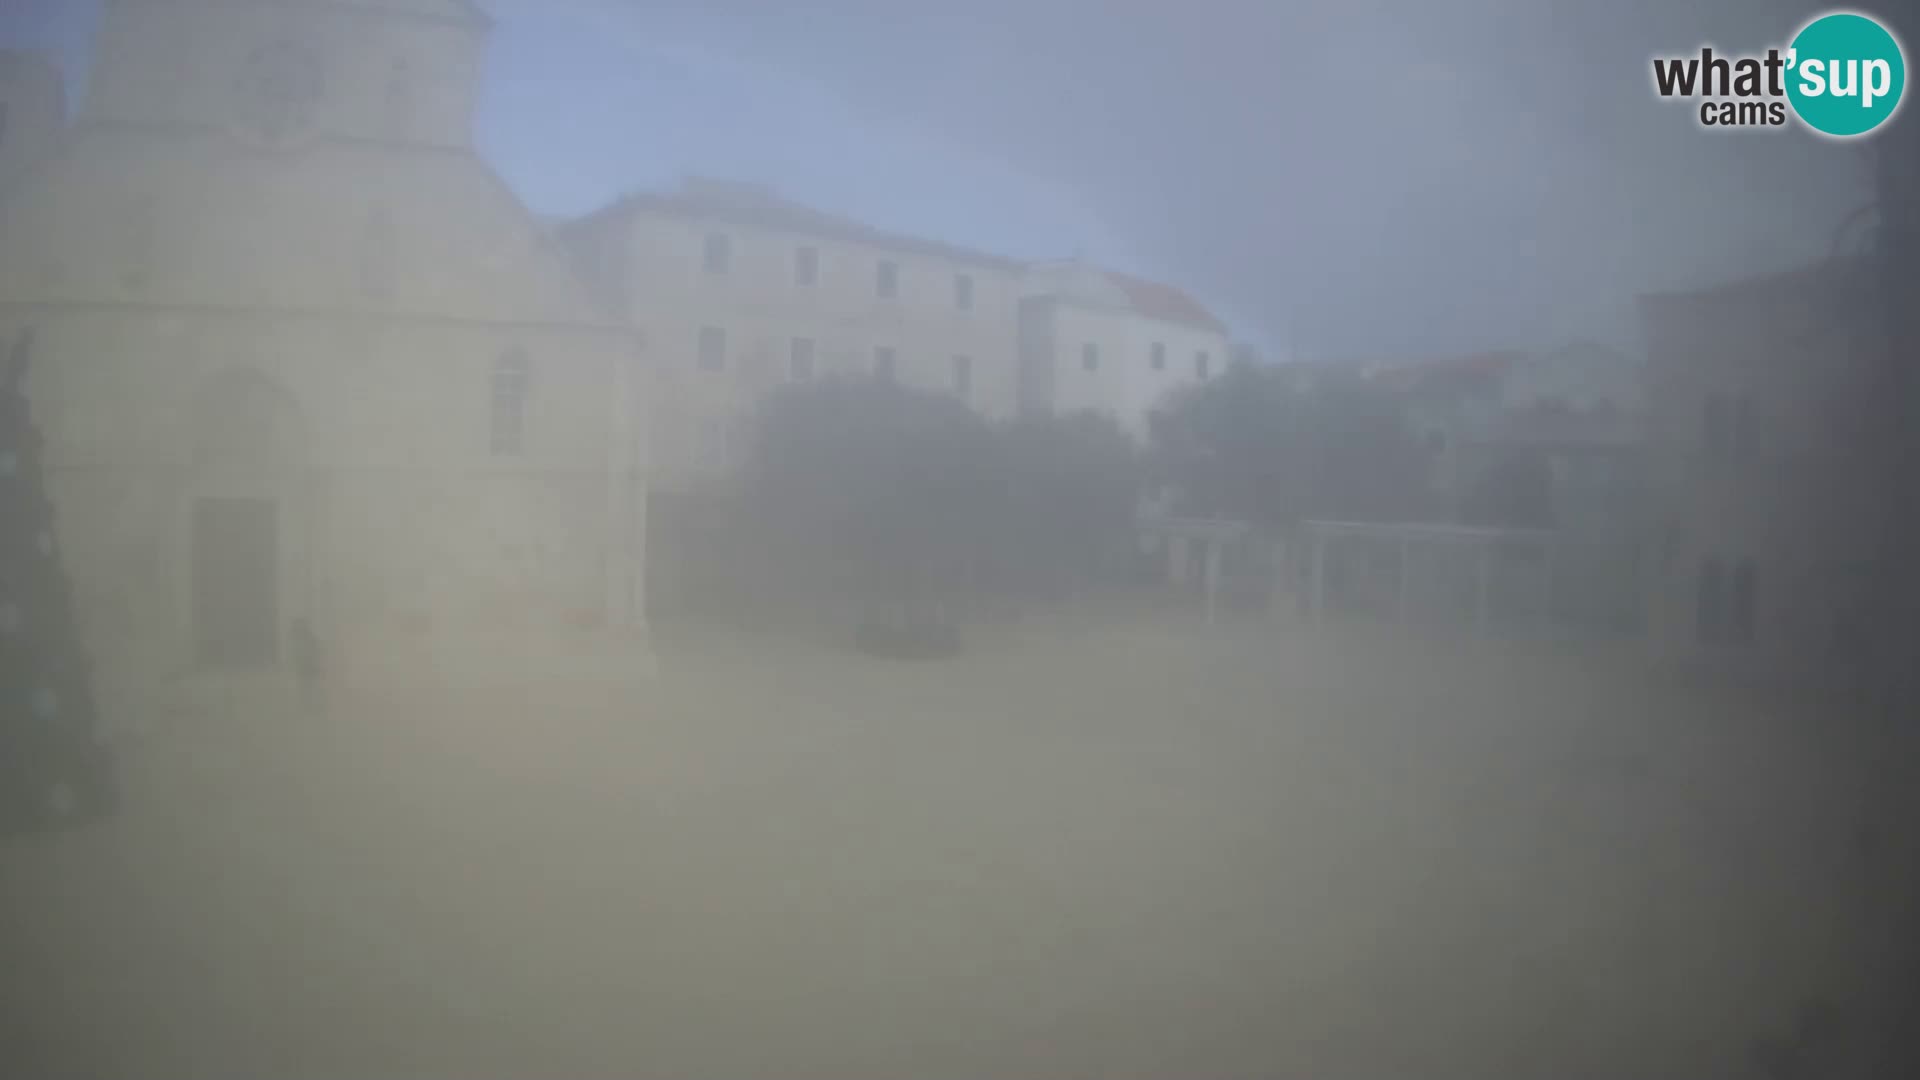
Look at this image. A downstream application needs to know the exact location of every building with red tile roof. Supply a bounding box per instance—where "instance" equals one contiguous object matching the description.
[1017,259,1232,436]
[559,181,1235,459]
[1100,269,1229,333]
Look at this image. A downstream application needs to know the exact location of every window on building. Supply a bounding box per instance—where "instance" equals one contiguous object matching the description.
[121,198,157,293]
[731,416,754,470]
[955,273,974,310]
[876,260,898,298]
[385,59,411,101]
[698,326,726,371]
[1730,560,1757,646]
[794,245,818,286]
[703,232,730,274]
[1082,343,1099,371]
[952,354,972,397]
[1702,395,1727,458]
[384,57,414,137]
[1696,556,1726,646]
[874,346,897,382]
[1150,342,1166,371]
[790,337,815,381]
[1729,394,1754,463]
[490,349,529,455]
[1196,350,1212,380]
[701,418,728,472]
[359,206,393,302]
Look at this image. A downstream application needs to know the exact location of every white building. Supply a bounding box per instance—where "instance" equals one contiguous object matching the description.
[1017,260,1230,438]
[561,182,1239,474]
[558,184,1235,617]
[559,178,1028,488]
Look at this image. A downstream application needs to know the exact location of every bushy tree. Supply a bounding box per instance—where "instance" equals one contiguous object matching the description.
[745,378,996,651]
[1463,447,1554,528]
[988,410,1139,599]
[742,378,1139,651]
[1146,363,1424,529]
[1,331,117,831]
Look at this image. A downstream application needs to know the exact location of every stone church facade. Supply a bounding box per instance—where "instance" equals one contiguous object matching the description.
[0,0,649,708]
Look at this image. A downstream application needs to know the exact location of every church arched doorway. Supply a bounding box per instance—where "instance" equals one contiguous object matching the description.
[179,367,308,670]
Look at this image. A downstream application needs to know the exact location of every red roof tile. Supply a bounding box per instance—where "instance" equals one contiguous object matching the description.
[1364,350,1523,393]
[1101,270,1227,332]
[569,183,1229,332]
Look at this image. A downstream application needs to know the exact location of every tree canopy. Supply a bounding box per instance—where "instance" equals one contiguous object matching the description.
[742,377,1140,647]
[1146,363,1425,528]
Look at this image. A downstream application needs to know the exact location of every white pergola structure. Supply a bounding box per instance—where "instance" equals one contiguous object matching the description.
[1139,515,1252,625]
[1301,520,1555,636]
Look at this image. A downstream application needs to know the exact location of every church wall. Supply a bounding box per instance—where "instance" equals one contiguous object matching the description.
[0,134,594,326]
[3,306,638,701]
[0,0,651,712]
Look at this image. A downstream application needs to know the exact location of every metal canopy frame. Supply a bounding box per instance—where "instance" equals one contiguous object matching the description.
[1139,516,1253,625]
[1301,519,1555,634]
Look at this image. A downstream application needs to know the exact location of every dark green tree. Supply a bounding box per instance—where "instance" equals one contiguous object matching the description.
[745,376,998,654]
[1462,447,1554,529]
[742,377,1140,652]
[1146,362,1423,529]
[988,410,1139,600]
[1,330,118,831]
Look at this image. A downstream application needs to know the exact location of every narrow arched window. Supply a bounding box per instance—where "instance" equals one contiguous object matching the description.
[1701,395,1726,459]
[1697,556,1726,645]
[1730,560,1757,647]
[491,348,529,455]
[360,206,393,302]
[385,57,416,140]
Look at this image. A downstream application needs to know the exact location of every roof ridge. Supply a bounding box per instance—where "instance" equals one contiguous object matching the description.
[565,182,1230,332]
[568,181,1025,270]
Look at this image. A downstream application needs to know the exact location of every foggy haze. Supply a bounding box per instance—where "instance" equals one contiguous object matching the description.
[3,0,1874,355]
[4,0,1919,1078]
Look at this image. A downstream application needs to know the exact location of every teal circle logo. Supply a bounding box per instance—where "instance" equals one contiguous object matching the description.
[1787,12,1906,137]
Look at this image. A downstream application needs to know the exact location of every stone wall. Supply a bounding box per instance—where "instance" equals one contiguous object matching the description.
[3,306,639,712]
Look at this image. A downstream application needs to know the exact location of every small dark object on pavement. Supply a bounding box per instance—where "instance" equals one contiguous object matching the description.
[291,616,327,712]
[854,617,962,659]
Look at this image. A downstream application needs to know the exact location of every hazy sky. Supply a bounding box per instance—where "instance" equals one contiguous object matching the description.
[0,0,1885,358]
